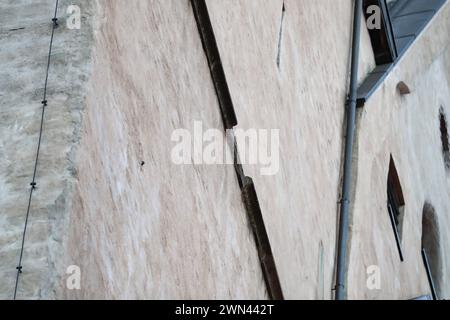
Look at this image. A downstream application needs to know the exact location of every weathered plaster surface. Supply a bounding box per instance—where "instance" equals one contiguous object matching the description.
[348,2,450,300]
[1,0,267,300]
[0,0,449,300]
[205,0,375,299]
[58,0,267,299]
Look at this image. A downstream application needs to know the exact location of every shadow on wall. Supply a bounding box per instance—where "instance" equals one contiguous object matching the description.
[422,203,443,298]
[439,107,450,172]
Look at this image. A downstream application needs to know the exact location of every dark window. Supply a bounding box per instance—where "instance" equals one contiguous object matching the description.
[386,0,446,55]
[387,156,405,261]
[439,108,450,171]
[364,0,397,64]
[422,203,442,300]
[364,0,446,65]
[359,0,446,105]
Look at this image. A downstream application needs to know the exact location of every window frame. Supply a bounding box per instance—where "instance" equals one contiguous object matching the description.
[387,156,405,262]
[364,0,398,65]
[422,248,438,300]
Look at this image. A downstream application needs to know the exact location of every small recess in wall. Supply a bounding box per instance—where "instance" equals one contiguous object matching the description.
[397,81,411,95]
[439,107,450,172]
[276,2,286,70]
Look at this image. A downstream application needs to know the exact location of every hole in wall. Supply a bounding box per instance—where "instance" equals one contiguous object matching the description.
[388,156,405,240]
[387,156,405,261]
[439,107,450,172]
[396,81,411,95]
[276,2,286,70]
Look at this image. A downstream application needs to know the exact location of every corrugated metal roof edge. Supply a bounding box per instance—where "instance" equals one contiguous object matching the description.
[357,0,447,107]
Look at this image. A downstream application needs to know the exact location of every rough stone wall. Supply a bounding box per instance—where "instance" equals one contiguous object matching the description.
[0,0,448,300]
[0,0,96,299]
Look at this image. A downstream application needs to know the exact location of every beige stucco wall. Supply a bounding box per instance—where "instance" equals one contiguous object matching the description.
[0,0,448,300]
[59,0,267,300]
[0,0,267,300]
[348,2,450,300]
[205,0,375,299]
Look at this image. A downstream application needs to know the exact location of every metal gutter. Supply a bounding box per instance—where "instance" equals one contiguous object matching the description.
[335,0,363,300]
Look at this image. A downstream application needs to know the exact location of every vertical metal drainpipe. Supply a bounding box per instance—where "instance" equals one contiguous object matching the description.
[335,0,363,300]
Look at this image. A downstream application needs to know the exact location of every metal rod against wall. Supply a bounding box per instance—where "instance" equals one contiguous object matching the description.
[13,0,59,300]
[242,177,284,300]
[422,248,438,300]
[191,0,284,300]
[190,0,237,130]
[335,0,363,300]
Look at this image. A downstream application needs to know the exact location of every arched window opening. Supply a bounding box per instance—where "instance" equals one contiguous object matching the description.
[422,203,442,300]
[387,156,405,261]
[439,107,450,171]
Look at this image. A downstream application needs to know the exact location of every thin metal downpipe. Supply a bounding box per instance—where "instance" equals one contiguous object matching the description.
[335,0,363,300]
